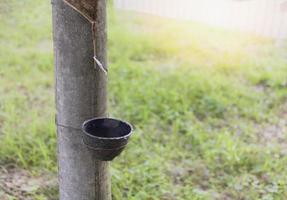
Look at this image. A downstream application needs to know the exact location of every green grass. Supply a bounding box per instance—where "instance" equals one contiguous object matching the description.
[0,0,287,199]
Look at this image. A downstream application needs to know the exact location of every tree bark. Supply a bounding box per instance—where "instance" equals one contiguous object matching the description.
[52,0,111,199]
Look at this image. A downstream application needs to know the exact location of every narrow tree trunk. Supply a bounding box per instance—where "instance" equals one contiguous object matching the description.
[52,0,111,199]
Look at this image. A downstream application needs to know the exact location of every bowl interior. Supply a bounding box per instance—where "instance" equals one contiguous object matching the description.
[83,118,132,138]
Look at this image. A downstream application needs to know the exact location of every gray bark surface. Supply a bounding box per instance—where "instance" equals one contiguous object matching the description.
[52,0,111,199]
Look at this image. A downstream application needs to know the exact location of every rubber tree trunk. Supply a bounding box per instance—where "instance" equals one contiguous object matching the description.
[52,0,111,199]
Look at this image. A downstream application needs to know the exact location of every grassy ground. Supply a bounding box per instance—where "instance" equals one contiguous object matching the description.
[0,0,287,199]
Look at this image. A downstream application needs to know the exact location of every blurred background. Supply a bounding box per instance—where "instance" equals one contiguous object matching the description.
[115,0,287,41]
[0,0,287,199]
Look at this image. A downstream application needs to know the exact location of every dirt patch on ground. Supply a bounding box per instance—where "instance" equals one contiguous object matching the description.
[256,102,287,149]
[0,167,57,200]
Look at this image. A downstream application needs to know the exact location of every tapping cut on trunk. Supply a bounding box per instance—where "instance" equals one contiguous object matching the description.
[63,0,97,22]
[62,0,108,73]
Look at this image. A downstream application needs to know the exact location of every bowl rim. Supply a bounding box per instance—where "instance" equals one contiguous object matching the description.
[82,117,133,140]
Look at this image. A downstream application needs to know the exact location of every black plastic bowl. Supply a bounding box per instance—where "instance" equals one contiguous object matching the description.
[82,117,133,161]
